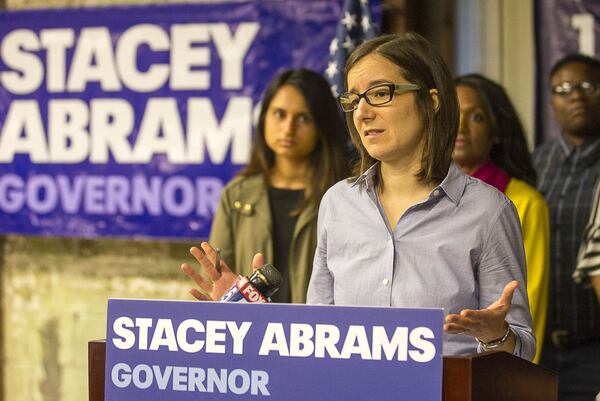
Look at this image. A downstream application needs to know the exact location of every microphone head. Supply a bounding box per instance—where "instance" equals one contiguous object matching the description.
[257,263,283,290]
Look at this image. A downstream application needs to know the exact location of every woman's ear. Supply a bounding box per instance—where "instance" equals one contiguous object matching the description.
[429,88,440,113]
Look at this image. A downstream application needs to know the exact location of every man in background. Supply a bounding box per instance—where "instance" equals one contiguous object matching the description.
[533,53,600,401]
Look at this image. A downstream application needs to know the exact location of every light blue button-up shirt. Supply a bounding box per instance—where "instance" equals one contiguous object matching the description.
[307,162,535,360]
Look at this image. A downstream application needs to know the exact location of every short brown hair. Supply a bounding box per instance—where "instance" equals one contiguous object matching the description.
[344,32,459,184]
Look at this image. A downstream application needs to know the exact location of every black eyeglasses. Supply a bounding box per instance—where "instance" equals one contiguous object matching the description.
[552,81,599,96]
[338,83,420,112]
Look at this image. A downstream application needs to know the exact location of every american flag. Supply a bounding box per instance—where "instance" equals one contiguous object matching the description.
[326,0,377,97]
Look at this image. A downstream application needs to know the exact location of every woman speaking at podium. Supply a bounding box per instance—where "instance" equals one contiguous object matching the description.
[184,33,535,360]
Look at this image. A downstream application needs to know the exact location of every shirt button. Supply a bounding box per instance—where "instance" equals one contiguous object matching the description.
[433,190,440,197]
[241,203,254,215]
[382,278,390,286]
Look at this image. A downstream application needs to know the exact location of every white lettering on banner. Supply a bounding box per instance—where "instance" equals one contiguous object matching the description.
[67,27,122,92]
[48,99,90,163]
[89,99,135,163]
[132,98,186,163]
[258,323,436,362]
[112,317,252,354]
[0,29,43,94]
[571,14,595,56]
[340,325,373,359]
[116,24,170,92]
[372,326,408,361]
[315,324,341,358]
[111,363,270,395]
[0,100,48,162]
[28,175,58,214]
[211,23,260,89]
[0,174,223,217]
[187,97,252,164]
[170,24,211,90]
[408,327,437,362]
[40,29,75,92]
[0,97,252,164]
[0,23,260,93]
[290,323,315,357]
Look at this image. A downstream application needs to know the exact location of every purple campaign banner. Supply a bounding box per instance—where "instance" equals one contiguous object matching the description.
[536,0,600,143]
[105,299,443,401]
[0,1,379,239]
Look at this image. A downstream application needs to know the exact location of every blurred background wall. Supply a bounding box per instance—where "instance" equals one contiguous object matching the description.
[0,0,534,400]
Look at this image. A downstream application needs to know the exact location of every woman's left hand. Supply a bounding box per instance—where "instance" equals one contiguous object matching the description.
[181,241,264,301]
[443,280,518,343]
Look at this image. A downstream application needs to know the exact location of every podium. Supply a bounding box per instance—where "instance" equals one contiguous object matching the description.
[442,350,557,401]
[89,339,557,401]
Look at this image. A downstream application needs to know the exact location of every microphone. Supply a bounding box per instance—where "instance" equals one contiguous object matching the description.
[219,264,283,303]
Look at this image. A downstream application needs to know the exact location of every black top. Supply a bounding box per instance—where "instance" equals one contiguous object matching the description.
[267,187,304,303]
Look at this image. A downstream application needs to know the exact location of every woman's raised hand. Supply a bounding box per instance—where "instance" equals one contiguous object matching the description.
[181,241,264,301]
[443,280,518,351]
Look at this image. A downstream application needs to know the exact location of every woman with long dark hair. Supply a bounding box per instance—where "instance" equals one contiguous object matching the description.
[452,74,549,362]
[182,69,350,303]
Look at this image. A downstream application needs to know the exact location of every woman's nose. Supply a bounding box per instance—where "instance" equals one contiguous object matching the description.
[281,116,295,136]
[354,97,375,120]
[458,113,468,133]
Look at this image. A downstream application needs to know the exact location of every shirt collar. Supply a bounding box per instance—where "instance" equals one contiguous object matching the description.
[557,134,600,165]
[436,163,466,205]
[350,162,379,189]
[350,162,466,206]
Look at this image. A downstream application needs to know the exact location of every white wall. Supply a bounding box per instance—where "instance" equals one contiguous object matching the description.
[455,0,535,150]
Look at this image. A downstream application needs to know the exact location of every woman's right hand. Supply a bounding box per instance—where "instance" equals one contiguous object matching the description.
[181,241,264,301]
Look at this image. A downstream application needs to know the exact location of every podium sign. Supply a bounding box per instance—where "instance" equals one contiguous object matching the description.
[105,299,444,401]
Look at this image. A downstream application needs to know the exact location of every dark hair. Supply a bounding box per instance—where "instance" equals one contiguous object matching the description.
[343,32,459,184]
[455,74,537,186]
[239,69,350,210]
[550,53,600,78]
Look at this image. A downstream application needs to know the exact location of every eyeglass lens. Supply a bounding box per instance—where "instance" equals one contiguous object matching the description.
[339,84,394,111]
[553,81,597,95]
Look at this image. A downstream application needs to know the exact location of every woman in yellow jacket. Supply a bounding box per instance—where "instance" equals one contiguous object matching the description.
[182,69,350,303]
[452,74,550,363]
